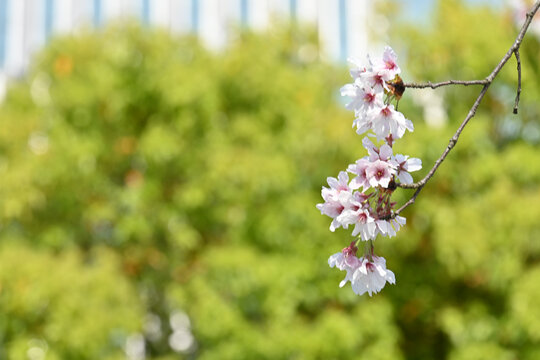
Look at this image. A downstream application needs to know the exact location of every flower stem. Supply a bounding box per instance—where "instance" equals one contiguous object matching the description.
[364,240,374,262]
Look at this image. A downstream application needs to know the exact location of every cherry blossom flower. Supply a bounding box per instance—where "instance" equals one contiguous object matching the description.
[366,159,395,188]
[363,137,393,162]
[346,56,369,80]
[350,210,377,239]
[347,158,371,190]
[391,154,422,184]
[347,53,387,92]
[372,46,401,81]
[360,66,391,91]
[369,104,414,140]
[337,192,377,240]
[353,115,375,136]
[341,79,384,116]
[319,45,422,296]
[357,47,400,92]
[351,256,396,296]
[374,215,406,238]
[348,138,398,191]
[346,46,400,94]
[391,215,407,233]
[328,243,363,288]
[316,171,355,232]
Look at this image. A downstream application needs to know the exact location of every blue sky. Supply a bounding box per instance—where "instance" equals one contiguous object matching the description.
[400,0,504,23]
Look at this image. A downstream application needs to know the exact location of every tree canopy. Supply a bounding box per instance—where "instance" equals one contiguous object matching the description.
[1,2,540,358]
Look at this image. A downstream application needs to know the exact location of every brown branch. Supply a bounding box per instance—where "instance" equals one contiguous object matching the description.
[404,79,489,89]
[513,49,522,114]
[390,0,540,218]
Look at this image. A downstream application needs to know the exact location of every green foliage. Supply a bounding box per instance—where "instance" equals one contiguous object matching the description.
[1,3,540,358]
[0,245,142,359]
[389,1,540,358]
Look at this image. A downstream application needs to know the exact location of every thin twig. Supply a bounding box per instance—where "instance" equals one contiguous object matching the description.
[389,0,540,218]
[404,79,489,89]
[513,49,522,114]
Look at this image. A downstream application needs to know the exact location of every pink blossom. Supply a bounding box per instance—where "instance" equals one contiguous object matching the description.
[349,138,399,191]
[374,216,406,238]
[347,158,371,190]
[366,160,395,188]
[346,57,370,80]
[320,45,423,296]
[351,256,396,296]
[360,69,389,91]
[329,249,396,296]
[337,192,377,240]
[358,47,400,92]
[391,154,422,184]
[341,79,384,117]
[369,104,414,140]
[317,171,355,232]
[372,46,401,81]
[346,54,391,92]
[328,243,362,288]
[350,209,377,239]
[362,137,393,162]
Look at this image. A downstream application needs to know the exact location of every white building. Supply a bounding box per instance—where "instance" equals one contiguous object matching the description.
[0,0,381,99]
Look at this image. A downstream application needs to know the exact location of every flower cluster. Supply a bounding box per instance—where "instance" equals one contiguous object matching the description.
[328,242,395,296]
[317,47,421,296]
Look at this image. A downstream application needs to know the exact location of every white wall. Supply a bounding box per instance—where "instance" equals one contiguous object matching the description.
[0,0,380,101]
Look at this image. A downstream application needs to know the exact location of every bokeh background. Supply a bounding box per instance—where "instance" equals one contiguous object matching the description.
[1,0,540,359]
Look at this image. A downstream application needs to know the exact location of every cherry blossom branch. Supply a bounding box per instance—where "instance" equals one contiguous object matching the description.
[514,49,522,114]
[403,79,489,89]
[390,0,540,218]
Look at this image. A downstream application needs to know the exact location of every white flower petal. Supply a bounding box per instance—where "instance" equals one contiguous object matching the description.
[406,158,422,172]
[398,171,413,184]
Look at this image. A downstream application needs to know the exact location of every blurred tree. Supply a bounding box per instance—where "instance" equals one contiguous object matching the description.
[0,2,539,358]
[390,0,540,359]
[0,245,142,359]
